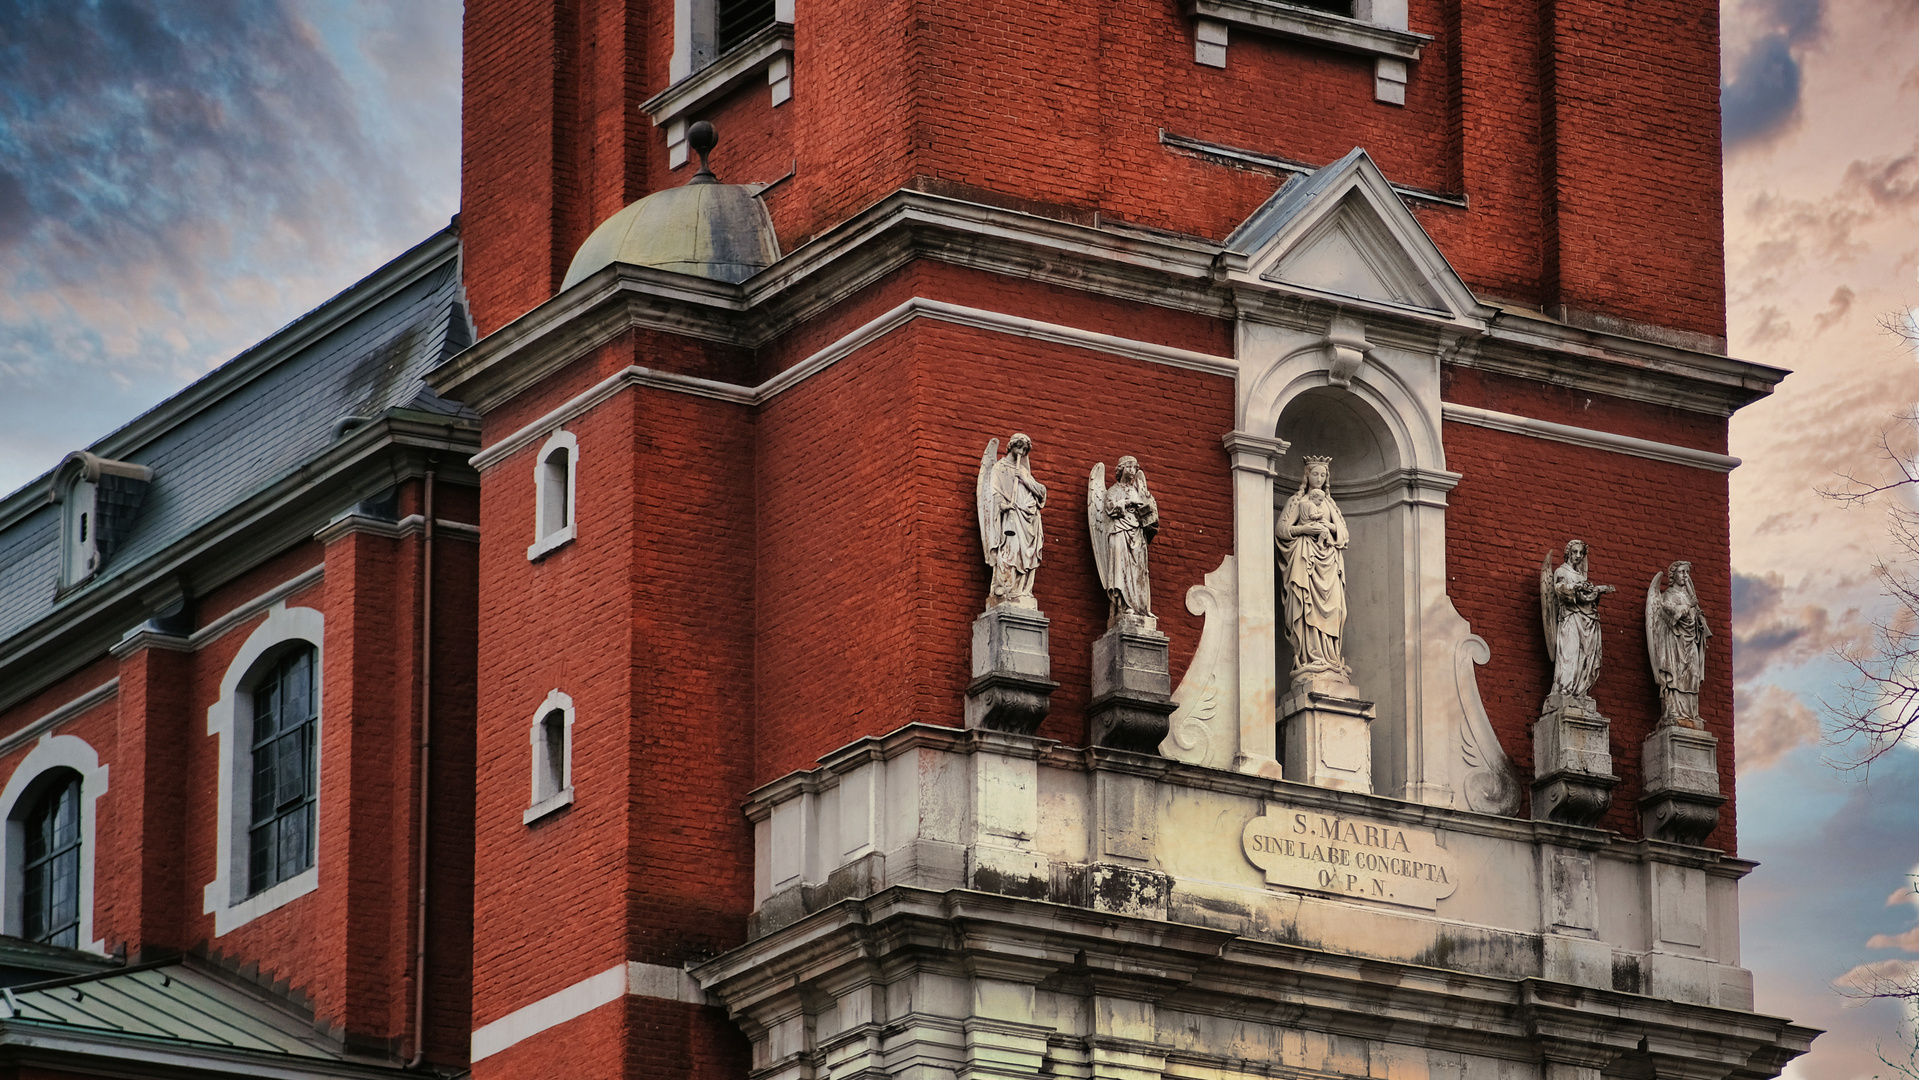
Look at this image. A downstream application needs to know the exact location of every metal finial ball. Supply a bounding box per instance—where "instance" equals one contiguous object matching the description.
[687,121,720,184]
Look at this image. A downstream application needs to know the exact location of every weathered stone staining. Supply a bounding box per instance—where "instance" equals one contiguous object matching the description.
[967,435,1057,733]
[1087,456,1175,751]
[1641,559,1725,844]
[1533,540,1619,825]
[1274,457,1374,793]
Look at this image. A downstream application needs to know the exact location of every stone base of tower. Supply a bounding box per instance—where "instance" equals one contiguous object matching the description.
[705,724,1812,1078]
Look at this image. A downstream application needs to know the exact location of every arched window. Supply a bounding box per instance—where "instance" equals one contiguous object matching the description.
[525,690,575,824]
[528,430,578,561]
[205,602,324,936]
[247,646,317,894]
[21,773,81,948]
[0,735,108,953]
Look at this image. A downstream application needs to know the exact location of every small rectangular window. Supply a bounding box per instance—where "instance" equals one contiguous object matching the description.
[717,0,775,54]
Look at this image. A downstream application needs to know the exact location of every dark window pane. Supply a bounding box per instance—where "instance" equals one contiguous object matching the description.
[245,646,319,895]
[22,776,82,946]
[716,0,774,53]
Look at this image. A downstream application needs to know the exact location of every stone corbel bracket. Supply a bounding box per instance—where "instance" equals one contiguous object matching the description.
[1324,313,1370,387]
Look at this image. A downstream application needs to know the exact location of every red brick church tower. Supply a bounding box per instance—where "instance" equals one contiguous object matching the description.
[437,0,1814,1077]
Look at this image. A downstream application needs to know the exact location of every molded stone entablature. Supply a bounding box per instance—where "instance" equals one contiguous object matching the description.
[708,722,1811,1080]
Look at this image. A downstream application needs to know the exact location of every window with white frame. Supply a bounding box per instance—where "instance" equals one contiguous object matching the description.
[247,647,318,894]
[21,771,81,947]
[644,0,794,168]
[528,430,578,561]
[1187,0,1429,104]
[0,734,109,954]
[525,690,574,824]
[205,603,323,936]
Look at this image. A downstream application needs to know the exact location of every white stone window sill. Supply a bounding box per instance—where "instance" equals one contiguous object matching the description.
[524,787,575,825]
[641,23,795,168]
[206,865,318,938]
[527,525,576,562]
[1185,0,1430,102]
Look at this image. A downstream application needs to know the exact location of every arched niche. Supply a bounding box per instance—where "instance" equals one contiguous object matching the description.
[1273,387,1409,785]
[1171,314,1518,815]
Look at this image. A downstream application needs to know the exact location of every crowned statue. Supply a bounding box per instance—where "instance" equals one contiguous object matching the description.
[1275,456,1351,684]
[1087,456,1159,627]
[1539,539,1616,713]
[976,434,1047,609]
[1646,560,1711,729]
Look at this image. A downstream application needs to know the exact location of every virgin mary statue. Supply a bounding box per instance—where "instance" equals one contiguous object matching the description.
[1275,456,1351,683]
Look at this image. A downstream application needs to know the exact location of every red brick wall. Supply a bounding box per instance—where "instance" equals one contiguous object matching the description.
[1441,412,1736,852]
[469,358,756,1046]
[463,0,1725,339]
[0,478,481,1065]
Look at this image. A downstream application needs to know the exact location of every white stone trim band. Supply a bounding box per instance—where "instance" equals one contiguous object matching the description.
[469,298,1238,471]
[1440,403,1741,472]
[469,961,708,1061]
[0,680,119,759]
[187,565,327,650]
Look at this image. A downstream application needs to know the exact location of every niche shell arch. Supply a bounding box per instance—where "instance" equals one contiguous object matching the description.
[1163,148,1518,814]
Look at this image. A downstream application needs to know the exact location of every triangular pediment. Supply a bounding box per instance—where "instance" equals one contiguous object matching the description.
[1224,148,1482,323]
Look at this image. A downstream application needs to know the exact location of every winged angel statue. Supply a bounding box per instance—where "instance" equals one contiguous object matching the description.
[1538,539,1614,712]
[1645,560,1710,729]
[977,434,1047,609]
[1087,456,1159,625]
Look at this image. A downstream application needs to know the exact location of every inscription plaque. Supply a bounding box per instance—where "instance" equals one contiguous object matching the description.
[1241,805,1459,910]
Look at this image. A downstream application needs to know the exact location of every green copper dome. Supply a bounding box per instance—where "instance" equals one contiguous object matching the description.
[560,180,780,290]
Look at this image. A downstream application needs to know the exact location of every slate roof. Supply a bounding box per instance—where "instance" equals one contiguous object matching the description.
[0,226,472,646]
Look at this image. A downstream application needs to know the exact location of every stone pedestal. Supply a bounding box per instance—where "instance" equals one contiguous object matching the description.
[1639,725,1725,845]
[1089,617,1175,752]
[1531,696,1618,826]
[965,604,1059,734]
[1279,677,1374,793]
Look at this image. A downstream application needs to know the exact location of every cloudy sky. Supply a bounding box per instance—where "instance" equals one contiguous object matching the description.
[0,0,460,491]
[1,0,1917,1074]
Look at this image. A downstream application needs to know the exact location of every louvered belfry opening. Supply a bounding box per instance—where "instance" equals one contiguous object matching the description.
[717,0,774,54]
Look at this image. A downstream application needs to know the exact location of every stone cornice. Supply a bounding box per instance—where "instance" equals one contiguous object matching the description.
[466,298,1235,471]
[0,679,119,758]
[432,188,1786,422]
[691,885,1816,1071]
[1442,404,1741,472]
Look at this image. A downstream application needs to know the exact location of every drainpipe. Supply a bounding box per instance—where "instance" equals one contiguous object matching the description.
[407,468,435,1069]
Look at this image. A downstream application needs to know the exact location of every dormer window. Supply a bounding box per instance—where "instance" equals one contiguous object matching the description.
[50,452,152,591]
[527,430,578,561]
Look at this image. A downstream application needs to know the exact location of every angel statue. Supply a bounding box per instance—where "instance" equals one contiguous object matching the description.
[1646,560,1711,729]
[1275,456,1351,683]
[1539,539,1616,711]
[977,434,1047,609]
[1087,456,1160,625]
